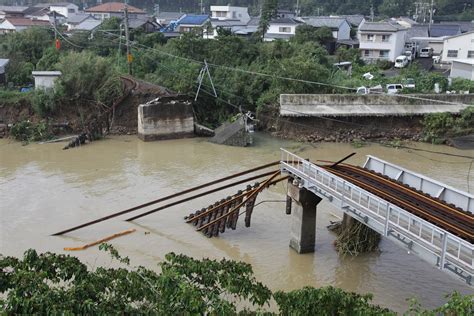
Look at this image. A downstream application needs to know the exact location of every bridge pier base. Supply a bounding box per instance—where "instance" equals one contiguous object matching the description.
[287,181,322,253]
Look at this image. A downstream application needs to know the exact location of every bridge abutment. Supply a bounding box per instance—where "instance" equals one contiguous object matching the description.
[287,181,322,253]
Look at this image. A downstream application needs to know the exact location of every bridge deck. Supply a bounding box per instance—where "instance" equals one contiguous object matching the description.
[280,149,473,285]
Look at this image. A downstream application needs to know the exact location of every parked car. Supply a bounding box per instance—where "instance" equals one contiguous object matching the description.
[403,78,415,89]
[394,55,409,68]
[386,84,403,94]
[419,47,434,58]
[404,50,414,62]
[356,85,383,95]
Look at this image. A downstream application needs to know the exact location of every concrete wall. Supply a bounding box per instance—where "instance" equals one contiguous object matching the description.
[138,96,194,141]
[280,94,474,117]
[337,21,351,40]
[450,61,474,80]
[442,32,474,62]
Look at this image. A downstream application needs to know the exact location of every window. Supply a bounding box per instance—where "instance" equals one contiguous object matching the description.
[367,34,374,41]
[68,8,75,13]
[379,50,389,58]
[279,27,291,33]
[381,35,390,42]
[364,50,370,57]
[447,50,458,58]
[468,51,474,58]
[215,11,226,17]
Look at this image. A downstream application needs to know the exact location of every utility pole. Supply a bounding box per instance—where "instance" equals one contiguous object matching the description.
[200,0,204,14]
[124,6,132,75]
[429,0,434,25]
[370,4,374,22]
[295,0,300,17]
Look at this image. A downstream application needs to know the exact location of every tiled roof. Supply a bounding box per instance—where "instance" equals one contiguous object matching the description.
[211,19,246,27]
[3,17,50,26]
[270,18,302,25]
[0,59,9,67]
[0,6,28,13]
[337,15,364,27]
[429,24,461,37]
[178,15,209,25]
[157,12,185,20]
[247,16,260,26]
[359,21,406,32]
[67,13,94,24]
[85,2,144,14]
[303,16,348,29]
[440,21,474,33]
[407,24,429,38]
[75,19,102,31]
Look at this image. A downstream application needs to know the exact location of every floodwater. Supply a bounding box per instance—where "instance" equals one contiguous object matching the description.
[1,134,473,313]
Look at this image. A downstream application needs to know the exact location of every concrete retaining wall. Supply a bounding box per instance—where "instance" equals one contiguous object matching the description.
[138,95,194,141]
[280,94,474,117]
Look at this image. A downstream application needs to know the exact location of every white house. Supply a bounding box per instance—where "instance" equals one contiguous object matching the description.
[49,2,79,19]
[32,71,62,90]
[302,16,351,40]
[210,5,250,24]
[449,60,474,80]
[0,17,50,34]
[358,21,407,62]
[442,31,474,63]
[265,18,303,41]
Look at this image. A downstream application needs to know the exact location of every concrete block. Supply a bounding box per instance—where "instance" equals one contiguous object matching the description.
[288,181,322,253]
[138,96,194,141]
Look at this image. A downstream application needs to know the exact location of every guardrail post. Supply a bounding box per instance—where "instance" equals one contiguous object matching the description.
[384,204,390,236]
[439,232,448,270]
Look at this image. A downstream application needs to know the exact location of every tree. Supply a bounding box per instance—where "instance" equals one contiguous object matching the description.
[293,25,334,45]
[258,0,279,40]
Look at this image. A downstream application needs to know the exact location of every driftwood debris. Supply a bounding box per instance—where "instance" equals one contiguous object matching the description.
[63,228,136,251]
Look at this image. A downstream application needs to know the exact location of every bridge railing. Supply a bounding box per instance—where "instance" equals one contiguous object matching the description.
[280,148,473,284]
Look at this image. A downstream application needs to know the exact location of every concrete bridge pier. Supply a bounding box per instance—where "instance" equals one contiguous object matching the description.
[287,180,322,253]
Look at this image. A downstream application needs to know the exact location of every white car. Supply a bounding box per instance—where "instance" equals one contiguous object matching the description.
[420,47,434,58]
[386,84,403,94]
[394,55,409,68]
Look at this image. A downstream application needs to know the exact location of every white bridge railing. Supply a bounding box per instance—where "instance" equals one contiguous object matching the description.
[280,148,473,285]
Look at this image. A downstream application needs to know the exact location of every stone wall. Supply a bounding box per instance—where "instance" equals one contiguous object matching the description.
[138,95,194,141]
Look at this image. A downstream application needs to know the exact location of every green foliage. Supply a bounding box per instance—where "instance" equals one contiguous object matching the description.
[0,89,32,105]
[450,78,474,93]
[292,25,334,45]
[421,106,474,143]
[0,248,271,314]
[55,51,123,106]
[31,89,58,117]
[9,120,50,143]
[1,248,472,314]
[35,47,61,71]
[259,0,279,38]
[274,286,395,315]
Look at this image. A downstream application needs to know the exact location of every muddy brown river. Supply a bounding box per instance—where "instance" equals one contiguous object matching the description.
[1,134,472,312]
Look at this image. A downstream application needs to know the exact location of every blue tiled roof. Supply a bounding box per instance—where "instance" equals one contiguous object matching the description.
[429,24,461,37]
[178,15,209,25]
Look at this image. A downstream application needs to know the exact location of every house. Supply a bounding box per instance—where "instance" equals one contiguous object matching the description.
[0,17,51,34]
[0,58,9,85]
[156,11,185,27]
[264,18,303,41]
[441,31,474,63]
[204,19,247,39]
[336,15,365,28]
[406,24,429,39]
[276,9,296,19]
[128,17,160,33]
[49,2,79,19]
[449,60,474,80]
[176,15,209,33]
[32,71,61,90]
[210,5,250,24]
[66,14,101,31]
[440,21,474,33]
[25,7,67,24]
[233,16,259,37]
[358,21,407,62]
[429,24,461,37]
[85,2,146,21]
[0,6,29,18]
[302,16,351,40]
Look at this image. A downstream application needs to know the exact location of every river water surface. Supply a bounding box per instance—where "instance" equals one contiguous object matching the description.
[1,134,472,312]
